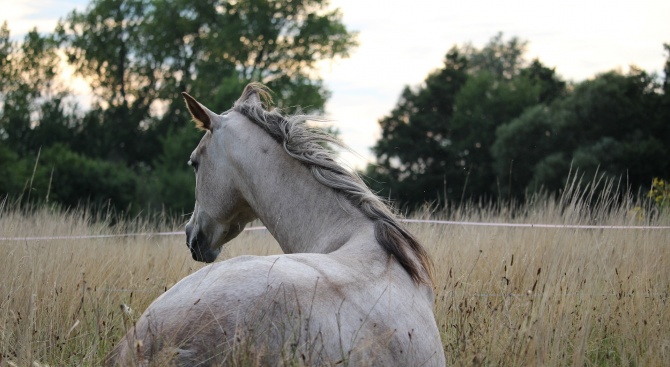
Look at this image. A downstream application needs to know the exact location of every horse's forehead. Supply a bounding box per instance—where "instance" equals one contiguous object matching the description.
[192,112,241,155]
[193,131,213,156]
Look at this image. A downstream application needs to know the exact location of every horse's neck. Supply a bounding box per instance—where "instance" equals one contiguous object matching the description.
[231,126,375,255]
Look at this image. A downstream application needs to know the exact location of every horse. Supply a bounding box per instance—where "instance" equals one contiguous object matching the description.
[108,83,446,366]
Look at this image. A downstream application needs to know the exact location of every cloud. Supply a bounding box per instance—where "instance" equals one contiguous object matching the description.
[2,0,88,37]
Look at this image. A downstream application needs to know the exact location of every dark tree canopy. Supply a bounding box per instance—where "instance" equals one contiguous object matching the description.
[367,34,668,209]
[53,0,356,163]
[0,0,357,214]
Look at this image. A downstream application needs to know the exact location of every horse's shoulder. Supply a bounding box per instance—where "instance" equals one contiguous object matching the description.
[180,254,326,288]
[174,253,429,309]
[216,253,416,292]
[196,253,350,279]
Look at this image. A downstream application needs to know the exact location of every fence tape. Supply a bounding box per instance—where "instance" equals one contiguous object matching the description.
[1,220,669,242]
[0,226,268,241]
[401,219,670,230]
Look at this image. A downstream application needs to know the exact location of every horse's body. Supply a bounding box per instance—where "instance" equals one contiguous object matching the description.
[109,84,445,366]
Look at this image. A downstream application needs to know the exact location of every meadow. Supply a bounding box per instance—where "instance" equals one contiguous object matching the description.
[1,185,668,366]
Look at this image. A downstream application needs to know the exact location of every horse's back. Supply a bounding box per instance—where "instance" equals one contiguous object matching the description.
[108,254,445,366]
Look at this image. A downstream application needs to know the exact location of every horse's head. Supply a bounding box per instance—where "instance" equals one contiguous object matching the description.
[181,92,257,263]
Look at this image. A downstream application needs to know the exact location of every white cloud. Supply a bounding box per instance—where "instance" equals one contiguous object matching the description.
[1,0,88,37]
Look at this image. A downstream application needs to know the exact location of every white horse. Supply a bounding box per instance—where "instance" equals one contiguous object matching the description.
[108,83,445,366]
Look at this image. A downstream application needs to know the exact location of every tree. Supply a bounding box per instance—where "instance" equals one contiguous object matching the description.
[660,43,670,151]
[1,1,356,214]
[368,34,669,208]
[493,65,669,198]
[0,22,12,92]
[448,67,553,199]
[0,25,63,155]
[0,23,76,204]
[56,0,356,164]
[31,144,140,211]
[492,104,561,196]
[546,70,666,190]
[367,34,562,207]
[367,47,468,205]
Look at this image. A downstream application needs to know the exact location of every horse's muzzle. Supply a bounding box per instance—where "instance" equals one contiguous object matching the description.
[185,224,219,263]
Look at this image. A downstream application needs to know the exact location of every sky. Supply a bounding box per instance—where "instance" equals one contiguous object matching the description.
[3,0,670,168]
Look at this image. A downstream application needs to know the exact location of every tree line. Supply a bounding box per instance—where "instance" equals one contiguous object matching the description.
[366,34,670,208]
[0,0,356,215]
[1,1,668,215]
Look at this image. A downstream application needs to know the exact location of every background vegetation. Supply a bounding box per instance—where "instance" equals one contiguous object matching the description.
[366,34,670,208]
[0,0,356,214]
[1,1,668,214]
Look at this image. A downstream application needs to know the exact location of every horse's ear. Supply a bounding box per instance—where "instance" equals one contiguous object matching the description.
[182,92,216,131]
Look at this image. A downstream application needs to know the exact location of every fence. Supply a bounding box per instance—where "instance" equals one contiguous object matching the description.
[1,220,669,241]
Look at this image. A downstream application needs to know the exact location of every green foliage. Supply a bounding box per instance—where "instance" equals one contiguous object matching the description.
[0,145,30,197]
[0,22,11,80]
[1,0,356,214]
[367,34,565,206]
[1,145,137,211]
[369,33,669,209]
[0,24,62,154]
[495,69,668,198]
[648,178,670,210]
[367,47,467,205]
[449,68,548,198]
[147,126,201,214]
[492,104,559,195]
[37,144,140,210]
[54,0,356,134]
[2,3,667,214]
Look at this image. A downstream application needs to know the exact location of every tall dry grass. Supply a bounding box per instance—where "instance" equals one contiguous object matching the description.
[0,185,668,366]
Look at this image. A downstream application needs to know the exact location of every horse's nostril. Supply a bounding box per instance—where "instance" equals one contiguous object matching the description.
[185,223,196,246]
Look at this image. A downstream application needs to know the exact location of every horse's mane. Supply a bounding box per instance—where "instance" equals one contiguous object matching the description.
[232,82,434,285]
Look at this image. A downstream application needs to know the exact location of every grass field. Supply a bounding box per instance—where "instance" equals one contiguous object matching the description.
[1,186,668,366]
